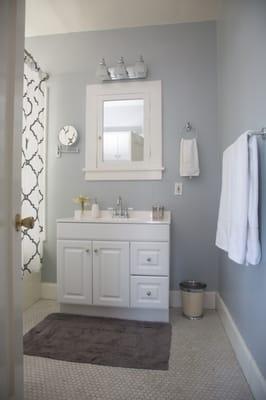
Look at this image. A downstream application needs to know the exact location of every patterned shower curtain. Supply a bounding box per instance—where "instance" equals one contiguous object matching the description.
[22,58,47,274]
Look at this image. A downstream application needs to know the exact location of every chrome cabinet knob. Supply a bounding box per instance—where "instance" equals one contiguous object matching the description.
[146,257,151,262]
[94,249,98,254]
[146,290,151,296]
[85,249,90,253]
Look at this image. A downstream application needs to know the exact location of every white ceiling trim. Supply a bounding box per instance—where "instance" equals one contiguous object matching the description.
[25,0,218,37]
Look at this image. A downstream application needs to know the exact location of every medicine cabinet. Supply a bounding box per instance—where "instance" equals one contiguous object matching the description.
[84,80,163,180]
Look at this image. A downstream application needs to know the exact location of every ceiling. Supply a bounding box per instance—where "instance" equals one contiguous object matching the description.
[25,0,218,37]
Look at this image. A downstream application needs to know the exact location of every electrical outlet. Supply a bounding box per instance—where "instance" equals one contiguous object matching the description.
[175,182,183,196]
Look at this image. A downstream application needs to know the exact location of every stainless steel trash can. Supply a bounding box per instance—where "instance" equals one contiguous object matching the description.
[179,280,207,320]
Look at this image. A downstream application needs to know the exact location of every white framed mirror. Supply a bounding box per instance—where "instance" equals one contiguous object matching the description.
[84,80,163,180]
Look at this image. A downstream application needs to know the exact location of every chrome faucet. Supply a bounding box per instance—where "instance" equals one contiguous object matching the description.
[116,196,123,217]
[111,196,129,218]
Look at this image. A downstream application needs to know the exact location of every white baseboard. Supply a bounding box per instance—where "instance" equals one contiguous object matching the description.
[41,282,57,300]
[216,293,266,400]
[41,284,216,309]
[23,271,41,310]
[170,290,216,309]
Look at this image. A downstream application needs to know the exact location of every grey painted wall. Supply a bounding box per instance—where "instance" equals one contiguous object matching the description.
[217,0,266,378]
[26,22,219,290]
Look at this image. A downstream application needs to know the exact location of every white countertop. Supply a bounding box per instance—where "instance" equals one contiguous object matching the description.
[57,210,171,225]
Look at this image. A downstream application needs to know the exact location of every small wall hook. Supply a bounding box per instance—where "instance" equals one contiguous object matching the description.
[185,122,192,132]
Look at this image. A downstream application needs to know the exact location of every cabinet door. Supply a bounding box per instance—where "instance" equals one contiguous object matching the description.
[57,240,92,304]
[93,241,129,307]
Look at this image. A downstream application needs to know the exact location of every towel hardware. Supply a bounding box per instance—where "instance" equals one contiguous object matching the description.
[248,127,266,139]
[185,121,192,132]
[181,121,198,139]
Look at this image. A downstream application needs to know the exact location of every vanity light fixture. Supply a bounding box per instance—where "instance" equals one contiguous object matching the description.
[96,56,148,82]
[96,58,110,81]
[112,57,128,80]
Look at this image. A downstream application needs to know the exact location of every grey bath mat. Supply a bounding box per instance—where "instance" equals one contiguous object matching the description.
[23,313,172,370]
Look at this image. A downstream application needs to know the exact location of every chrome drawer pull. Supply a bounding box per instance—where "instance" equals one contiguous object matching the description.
[85,249,90,253]
[146,290,151,296]
[94,249,98,254]
[146,257,151,262]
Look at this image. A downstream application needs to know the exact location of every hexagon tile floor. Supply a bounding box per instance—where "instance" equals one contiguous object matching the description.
[23,300,253,400]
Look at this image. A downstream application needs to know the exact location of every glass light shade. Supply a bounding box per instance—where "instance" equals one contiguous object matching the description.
[96,58,110,81]
[114,57,128,79]
[134,55,147,78]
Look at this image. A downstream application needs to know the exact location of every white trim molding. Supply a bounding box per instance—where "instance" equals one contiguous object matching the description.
[23,271,41,310]
[170,290,216,309]
[41,282,57,300]
[84,168,163,181]
[217,293,266,400]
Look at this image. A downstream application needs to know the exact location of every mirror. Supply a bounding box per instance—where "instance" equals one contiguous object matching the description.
[58,125,78,146]
[103,99,144,161]
[85,81,162,180]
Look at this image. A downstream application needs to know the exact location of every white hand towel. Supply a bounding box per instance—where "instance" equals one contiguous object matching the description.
[246,135,261,264]
[179,138,200,177]
[215,132,261,265]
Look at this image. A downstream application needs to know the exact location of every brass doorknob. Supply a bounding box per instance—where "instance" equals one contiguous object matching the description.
[15,214,34,231]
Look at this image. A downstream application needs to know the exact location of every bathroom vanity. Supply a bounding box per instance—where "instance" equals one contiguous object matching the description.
[57,210,170,322]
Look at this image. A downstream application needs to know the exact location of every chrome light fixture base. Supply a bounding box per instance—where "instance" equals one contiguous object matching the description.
[96,56,148,82]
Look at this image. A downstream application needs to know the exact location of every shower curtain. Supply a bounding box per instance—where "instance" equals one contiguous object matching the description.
[22,56,47,274]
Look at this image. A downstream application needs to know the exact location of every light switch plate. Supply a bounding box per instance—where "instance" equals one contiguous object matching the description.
[175,182,183,196]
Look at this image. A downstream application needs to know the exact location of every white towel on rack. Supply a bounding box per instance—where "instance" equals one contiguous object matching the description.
[215,132,261,265]
[179,138,200,177]
[246,135,261,264]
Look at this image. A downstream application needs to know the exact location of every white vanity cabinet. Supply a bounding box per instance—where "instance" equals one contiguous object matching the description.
[57,212,170,322]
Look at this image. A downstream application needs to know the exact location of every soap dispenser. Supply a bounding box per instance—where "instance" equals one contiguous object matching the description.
[91,198,100,218]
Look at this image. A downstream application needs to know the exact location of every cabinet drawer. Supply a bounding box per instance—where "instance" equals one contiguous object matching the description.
[130,242,169,276]
[131,276,169,309]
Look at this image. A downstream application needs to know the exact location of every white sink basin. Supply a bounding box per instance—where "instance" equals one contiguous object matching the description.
[58,210,171,224]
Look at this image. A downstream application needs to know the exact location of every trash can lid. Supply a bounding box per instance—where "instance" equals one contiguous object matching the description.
[179,280,207,292]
